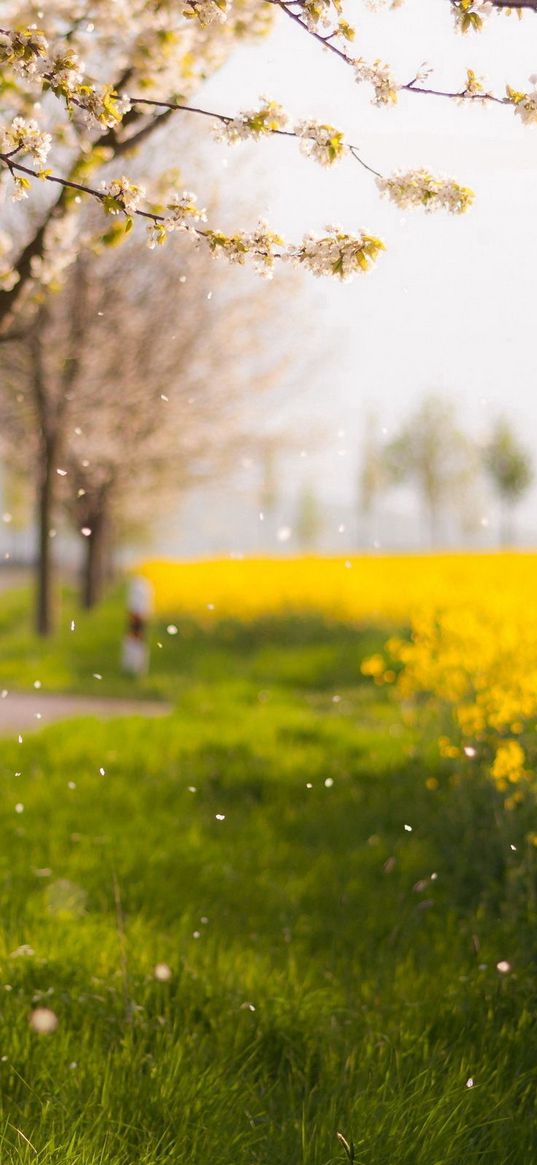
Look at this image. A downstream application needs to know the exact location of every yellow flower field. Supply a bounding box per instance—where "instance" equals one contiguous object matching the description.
[139,551,537,625]
[140,552,537,792]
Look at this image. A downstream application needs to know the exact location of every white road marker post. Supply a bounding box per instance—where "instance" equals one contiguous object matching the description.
[121,576,154,676]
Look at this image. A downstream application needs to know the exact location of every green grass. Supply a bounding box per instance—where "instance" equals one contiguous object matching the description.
[0,586,536,1163]
[0,584,391,699]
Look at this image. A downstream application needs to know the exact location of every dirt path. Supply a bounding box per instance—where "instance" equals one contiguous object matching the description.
[0,692,171,734]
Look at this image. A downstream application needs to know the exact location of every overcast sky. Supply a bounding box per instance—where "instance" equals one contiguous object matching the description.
[183,0,537,527]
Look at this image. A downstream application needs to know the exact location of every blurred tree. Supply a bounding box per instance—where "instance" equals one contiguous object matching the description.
[295,483,322,549]
[0,235,297,629]
[385,395,477,547]
[483,418,533,546]
[259,443,279,521]
[357,411,388,544]
[0,293,88,632]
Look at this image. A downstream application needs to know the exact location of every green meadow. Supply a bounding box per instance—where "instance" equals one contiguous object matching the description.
[0,586,535,1163]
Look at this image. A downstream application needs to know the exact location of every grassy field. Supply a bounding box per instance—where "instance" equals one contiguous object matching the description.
[0,586,535,1163]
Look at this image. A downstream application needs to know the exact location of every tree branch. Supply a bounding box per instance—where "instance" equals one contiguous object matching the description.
[0,103,175,337]
[129,96,383,177]
[489,0,537,8]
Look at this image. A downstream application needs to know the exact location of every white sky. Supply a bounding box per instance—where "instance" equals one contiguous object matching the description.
[189,0,537,519]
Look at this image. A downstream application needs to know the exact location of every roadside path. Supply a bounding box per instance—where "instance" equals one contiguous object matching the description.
[0,692,171,734]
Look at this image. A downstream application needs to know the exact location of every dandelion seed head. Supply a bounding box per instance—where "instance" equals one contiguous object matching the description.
[29,1007,58,1034]
[154,963,172,981]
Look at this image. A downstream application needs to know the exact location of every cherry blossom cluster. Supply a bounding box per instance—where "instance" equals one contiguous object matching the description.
[286,227,385,280]
[461,68,486,99]
[376,169,475,214]
[214,100,346,166]
[295,120,346,165]
[451,0,493,33]
[101,177,146,217]
[152,213,385,281]
[0,116,51,166]
[146,192,208,247]
[0,27,127,128]
[182,0,229,25]
[506,85,537,126]
[353,57,399,105]
[205,221,284,275]
[300,0,334,32]
[0,116,52,198]
[296,0,357,44]
[214,98,288,143]
[0,27,49,78]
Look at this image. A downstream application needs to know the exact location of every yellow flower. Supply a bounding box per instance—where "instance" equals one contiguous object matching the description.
[491,741,526,787]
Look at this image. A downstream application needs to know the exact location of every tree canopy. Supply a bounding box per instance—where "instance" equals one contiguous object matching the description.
[1,0,536,320]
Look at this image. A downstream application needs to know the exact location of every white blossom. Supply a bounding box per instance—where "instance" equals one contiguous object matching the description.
[77,85,128,129]
[101,176,145,216]
[214,98,288,144]
[286,226,385,280]
[295,120,346,166]
[0,117,52,166]
[146,191,207,248]
[377,169,474,214]
[452,0,493,33]
[182,0,229,25]
[0,28,49,78]
[507,86,537,126]
[301,0,333,32]
[46,48,85,99]
[205,220,283,276]
[354,57,398,105]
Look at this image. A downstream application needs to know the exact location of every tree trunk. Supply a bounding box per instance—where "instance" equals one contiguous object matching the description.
[35,436,56,636]
[81,510,108,609]
[500,504,514,549]
[426,500,438,549]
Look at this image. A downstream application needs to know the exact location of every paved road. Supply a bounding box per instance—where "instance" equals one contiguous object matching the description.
[0,692,171,734]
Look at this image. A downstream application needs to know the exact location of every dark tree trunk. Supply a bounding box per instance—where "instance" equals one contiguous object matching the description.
[35,436,56,636]
[81,510,108,609]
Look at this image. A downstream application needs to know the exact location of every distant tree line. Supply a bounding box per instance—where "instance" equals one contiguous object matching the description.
[358,395,533,548]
